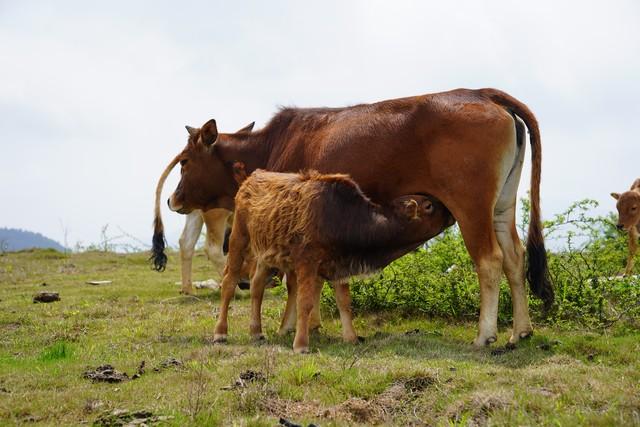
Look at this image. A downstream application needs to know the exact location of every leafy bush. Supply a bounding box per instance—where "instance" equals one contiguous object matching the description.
[321,199,640,329]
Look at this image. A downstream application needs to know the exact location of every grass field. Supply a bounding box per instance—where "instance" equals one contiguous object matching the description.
[1,249,639,426]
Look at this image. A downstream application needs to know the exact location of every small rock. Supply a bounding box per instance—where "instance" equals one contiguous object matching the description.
[83,399,103,413]
[86,280,112,286]
[33,292,60,303]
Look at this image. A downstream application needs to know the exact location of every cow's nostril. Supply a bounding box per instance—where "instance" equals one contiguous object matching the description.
[167,198,171,208]
[616,224,624,230]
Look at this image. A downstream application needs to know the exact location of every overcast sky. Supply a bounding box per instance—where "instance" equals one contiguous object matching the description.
[1,1,639,250]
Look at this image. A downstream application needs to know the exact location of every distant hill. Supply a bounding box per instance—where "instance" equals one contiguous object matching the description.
[0,228,66,252]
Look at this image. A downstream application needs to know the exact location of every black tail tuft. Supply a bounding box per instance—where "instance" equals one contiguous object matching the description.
[526,237,554,312]
[150,217,168,272]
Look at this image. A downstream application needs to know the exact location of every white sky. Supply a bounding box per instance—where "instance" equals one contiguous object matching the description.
[1,1,639,249]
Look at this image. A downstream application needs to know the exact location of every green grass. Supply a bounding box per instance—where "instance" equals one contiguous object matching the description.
[0,249,639,426]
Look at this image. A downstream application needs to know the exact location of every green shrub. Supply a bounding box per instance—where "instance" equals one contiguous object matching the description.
[321,198,640,329]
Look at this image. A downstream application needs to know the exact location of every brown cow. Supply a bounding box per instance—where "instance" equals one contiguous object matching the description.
[152,151,232,293]
[611,178,640,275]
[216,169,454,353]
[152,88,554,347]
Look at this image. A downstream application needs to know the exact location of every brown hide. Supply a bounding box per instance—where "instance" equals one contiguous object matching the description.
[220,169,453,352]
[153,87,553,346]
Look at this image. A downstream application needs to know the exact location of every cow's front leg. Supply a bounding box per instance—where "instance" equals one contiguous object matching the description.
[625,226,639,276]
[179,210,204,295]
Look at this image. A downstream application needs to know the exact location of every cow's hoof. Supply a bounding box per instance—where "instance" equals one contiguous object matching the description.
[509,330,533,346]
[251,334,266,342]
[179,289,194,296]
[342,334,359,344]
[472,336,497,347]
[520,330,534,339]
[213,334,227,343]
[293,347,310,354]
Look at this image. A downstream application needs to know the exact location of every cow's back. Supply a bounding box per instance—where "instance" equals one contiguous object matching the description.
[263,89,515,204]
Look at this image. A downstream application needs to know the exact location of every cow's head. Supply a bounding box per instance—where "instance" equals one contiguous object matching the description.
[611,190,640,231]
[150,119,255,272]
[168,119,256,214]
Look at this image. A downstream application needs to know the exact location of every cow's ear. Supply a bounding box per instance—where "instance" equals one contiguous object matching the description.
[185,125,198,137]
[201,119,218,146]
[236,121,255,134]
[611,192,620,200]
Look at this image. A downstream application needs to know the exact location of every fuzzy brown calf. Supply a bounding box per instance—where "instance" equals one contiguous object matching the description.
[611,178,640,275]
[214,169,454,353]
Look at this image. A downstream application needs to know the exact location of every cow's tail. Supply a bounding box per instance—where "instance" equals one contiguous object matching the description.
[481,88,554,311]
[150,154,180,272]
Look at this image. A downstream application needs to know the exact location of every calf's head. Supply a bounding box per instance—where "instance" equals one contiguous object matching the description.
[611,190,640,231]
[391,194,455,239]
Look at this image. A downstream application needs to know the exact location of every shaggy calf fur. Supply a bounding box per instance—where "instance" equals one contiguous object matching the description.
[612,178,640,275]
[214,169,454,352]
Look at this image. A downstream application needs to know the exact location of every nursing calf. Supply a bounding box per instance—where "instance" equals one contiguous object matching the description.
[612,178,640,275]
[214,170,454,353]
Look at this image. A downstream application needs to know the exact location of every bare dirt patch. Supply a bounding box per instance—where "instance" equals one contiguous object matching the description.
[262,373,437,424]
[446,390,514,427]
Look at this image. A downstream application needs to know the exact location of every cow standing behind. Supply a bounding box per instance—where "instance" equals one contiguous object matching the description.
[611,178,640,275]
[215,169,454,353]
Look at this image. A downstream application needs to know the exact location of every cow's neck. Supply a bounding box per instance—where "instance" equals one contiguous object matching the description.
[219,134,271,174]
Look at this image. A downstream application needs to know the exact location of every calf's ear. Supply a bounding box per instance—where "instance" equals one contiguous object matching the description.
[611,192,620,200]
[236,121,255,134]
[403,199,419,220]
[201,119,218,146]
[232,162,248,184]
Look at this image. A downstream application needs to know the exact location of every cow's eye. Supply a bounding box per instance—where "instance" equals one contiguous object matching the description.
[180,159,188,166]
[632,206,638,211]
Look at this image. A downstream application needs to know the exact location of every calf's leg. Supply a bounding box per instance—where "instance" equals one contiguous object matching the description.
[279,272,298,335]
[293,264,322,353]
[333,280,358,343]
[213,223,249,342]
[249,262,271,340]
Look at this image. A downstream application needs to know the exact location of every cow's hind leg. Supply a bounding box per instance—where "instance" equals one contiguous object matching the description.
[179,210,204,295]
[213,222,249,343]
[494,206,532,345]
[457,211,504,347]
[625,227,639,276]
[493,125,532,345]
